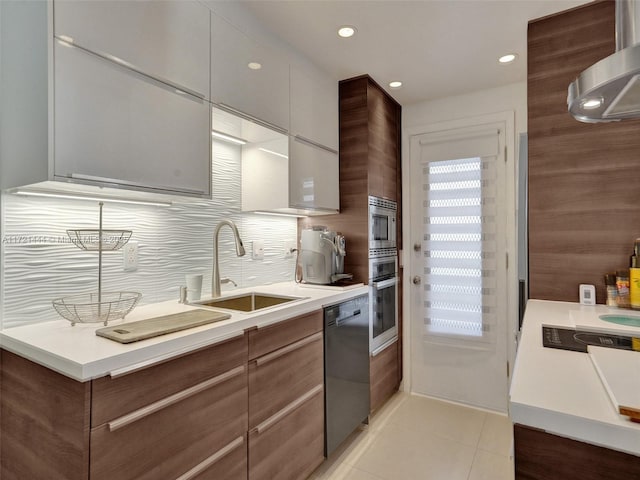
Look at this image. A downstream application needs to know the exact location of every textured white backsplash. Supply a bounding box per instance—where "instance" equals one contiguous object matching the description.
[1,141,297,328]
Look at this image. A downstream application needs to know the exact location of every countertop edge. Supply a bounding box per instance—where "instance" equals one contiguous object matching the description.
[510,401,640,456]
[0,283,369,382]
[509,299,640,457]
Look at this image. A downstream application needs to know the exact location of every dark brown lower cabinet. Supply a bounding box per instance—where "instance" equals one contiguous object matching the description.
[247,311,325,480]
[514,424,640,480]
[370,339,400,413]
[0,350,91,480]
[0,334,249,480]
[248,387,325,480]
[90,365,247,480]
[1,312,329,480]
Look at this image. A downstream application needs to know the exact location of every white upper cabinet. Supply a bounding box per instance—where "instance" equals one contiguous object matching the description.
[54,42,211,197]
[288,137,339,212]
[211,13,290,131]
[290,64,339,152]
[54,0,210,99]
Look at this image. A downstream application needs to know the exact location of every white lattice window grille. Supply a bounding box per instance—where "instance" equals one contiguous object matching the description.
[420,128,501,345]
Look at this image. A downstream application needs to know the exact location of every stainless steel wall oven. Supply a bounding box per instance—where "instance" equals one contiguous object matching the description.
[369,248,398,353]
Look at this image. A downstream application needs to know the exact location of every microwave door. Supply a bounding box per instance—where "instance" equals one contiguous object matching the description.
[371,213,389,242]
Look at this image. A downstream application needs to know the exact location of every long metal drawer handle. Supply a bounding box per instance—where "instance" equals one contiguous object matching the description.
[216,103,288,135]
[108,365,245,431]
[108,330,245,378]
[254,331,322,367]
[175,436,244,480]
[371,336,398,357]
[55,35,206,100]
[293,135,338,155]
[254,384,323,435]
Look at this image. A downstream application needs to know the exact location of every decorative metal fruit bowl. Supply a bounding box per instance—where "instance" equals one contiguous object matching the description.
[52,291,142,326]
[67,229,132,251]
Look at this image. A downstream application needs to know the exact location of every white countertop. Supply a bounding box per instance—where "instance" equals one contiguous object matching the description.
[509,299,640,456]
[0,282,368,382]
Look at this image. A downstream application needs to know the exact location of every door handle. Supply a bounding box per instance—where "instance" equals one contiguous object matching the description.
[412,276,422,285]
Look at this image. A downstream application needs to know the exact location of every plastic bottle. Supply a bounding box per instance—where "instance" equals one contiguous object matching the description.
[630,239,640,309]
[604,273,618,307]
[616,269,631,309]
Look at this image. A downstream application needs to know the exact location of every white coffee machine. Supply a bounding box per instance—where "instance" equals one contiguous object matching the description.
[299,226,350,285]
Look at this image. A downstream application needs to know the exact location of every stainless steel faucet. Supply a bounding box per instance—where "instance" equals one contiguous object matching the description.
[212,220,246,298]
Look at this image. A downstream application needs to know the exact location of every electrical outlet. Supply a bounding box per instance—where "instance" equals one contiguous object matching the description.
[284,240,296,258]
[123,241,138,271]
[252,240,264,260]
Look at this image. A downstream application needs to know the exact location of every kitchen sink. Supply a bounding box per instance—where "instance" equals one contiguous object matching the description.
[193,292,305,312]
[599,314,640,328]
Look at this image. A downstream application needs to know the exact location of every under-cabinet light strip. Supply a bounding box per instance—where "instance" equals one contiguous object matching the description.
[13,190,173,207]
[253,211,307,218]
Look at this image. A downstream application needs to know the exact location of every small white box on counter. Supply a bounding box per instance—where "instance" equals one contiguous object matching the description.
[579,284,596,305]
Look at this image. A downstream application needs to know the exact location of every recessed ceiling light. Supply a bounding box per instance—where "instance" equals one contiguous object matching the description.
[389,81,403,89]
[581,98,603,110]
[337,25,357,38]
[248,62,262,70]
[498,53,518,64]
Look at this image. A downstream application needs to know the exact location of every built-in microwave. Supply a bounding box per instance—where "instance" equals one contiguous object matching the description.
[368,196,397,249]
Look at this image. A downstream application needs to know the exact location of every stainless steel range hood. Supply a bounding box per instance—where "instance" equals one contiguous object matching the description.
[568,0,640,122]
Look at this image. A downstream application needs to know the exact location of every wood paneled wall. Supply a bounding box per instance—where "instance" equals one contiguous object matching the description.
[528,0,640,303]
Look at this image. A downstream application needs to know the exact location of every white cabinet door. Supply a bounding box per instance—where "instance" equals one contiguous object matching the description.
[290,64,338,152]
[54,0,210,99]
[211,13,289,131]
[289,137,339,212]
[54,42,211,197]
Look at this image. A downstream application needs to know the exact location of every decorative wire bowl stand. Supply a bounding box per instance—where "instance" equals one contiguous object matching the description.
[67,229,132,251]
[52,291,142,326]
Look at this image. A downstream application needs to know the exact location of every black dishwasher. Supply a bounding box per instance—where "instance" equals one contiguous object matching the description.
[324,294,370,456]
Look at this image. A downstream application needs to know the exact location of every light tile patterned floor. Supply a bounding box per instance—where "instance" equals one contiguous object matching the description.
[311,392,514,480]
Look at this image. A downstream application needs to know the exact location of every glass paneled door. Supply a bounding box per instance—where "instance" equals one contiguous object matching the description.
[408,120,511,412]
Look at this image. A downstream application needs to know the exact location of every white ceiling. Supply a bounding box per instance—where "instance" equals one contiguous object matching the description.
[243,0,591,105]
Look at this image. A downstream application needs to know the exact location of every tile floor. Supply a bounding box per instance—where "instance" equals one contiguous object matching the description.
[311,392,514,480]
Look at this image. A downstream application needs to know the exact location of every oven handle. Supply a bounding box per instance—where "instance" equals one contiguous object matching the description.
[371,277,398,290]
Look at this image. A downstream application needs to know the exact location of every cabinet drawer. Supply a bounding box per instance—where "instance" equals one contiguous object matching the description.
[249,331,323,428]
[92,334,247,426]
[248,386,324,480]
[179,435,247,480]
[248,310,322,360]
[370,339,399,413]
[90,365,247,480]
